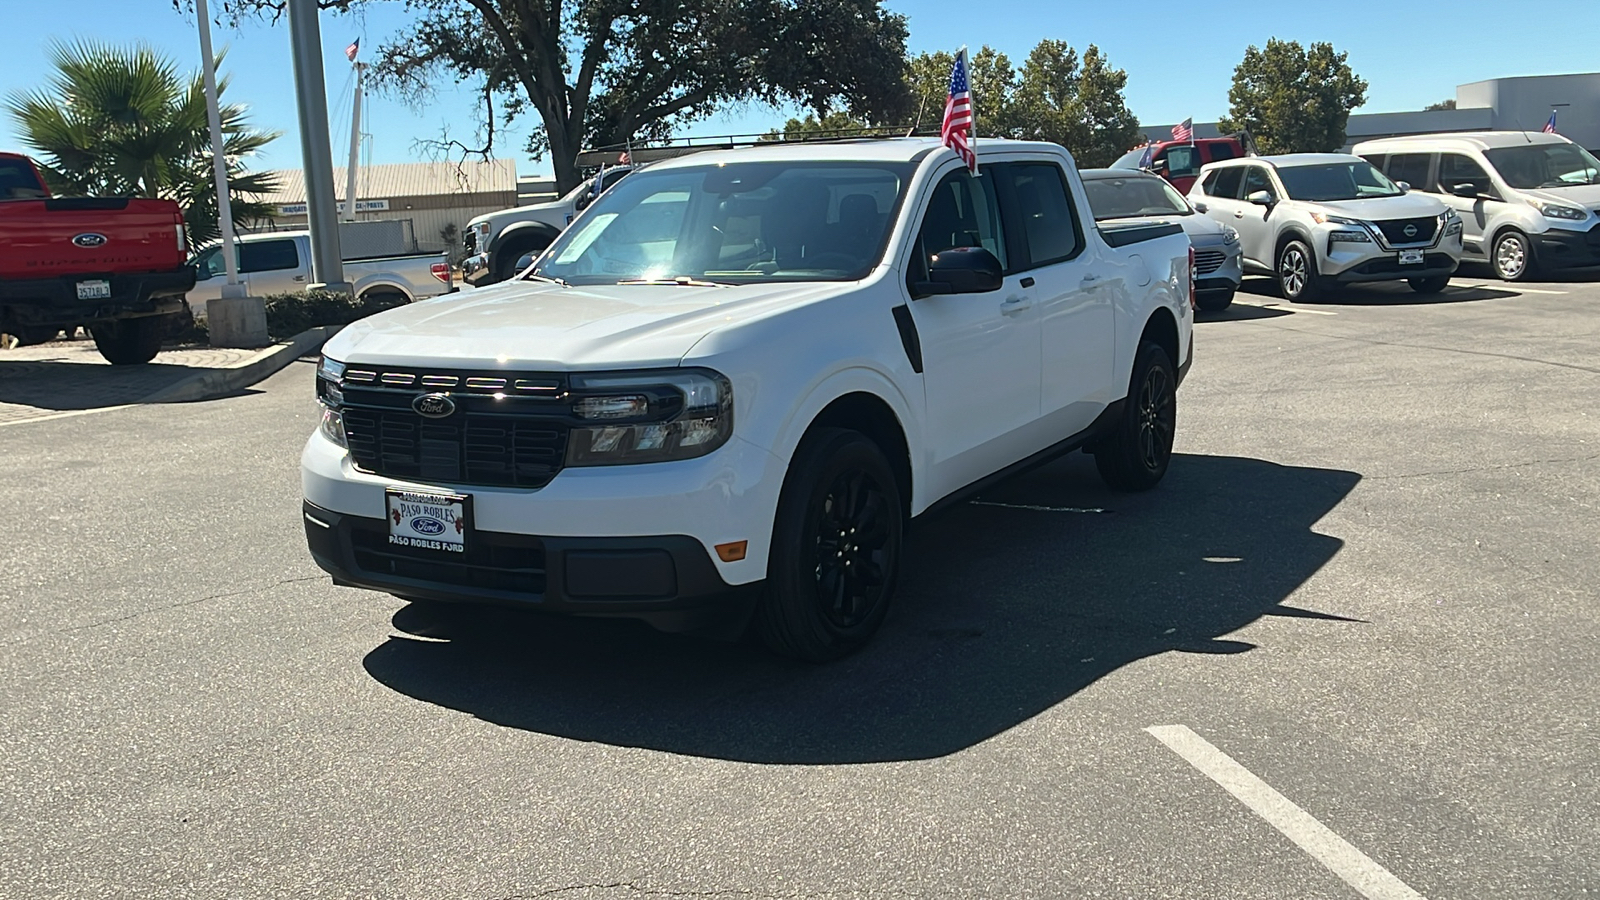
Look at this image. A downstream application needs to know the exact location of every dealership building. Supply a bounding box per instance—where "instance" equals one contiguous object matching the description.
[1142,72,1600,152]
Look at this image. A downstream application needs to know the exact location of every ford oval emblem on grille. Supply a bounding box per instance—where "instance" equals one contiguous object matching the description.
[72,232,108,248]
[1403,224,1418,238]
[412,393,456,418]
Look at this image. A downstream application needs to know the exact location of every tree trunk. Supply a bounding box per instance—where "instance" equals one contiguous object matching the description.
[547,119,583,195]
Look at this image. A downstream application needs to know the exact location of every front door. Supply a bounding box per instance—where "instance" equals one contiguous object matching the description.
[1233,165,1280,267]
[991,160,1114,435]
[903,166,1042,500]
[1436,152,1498,255]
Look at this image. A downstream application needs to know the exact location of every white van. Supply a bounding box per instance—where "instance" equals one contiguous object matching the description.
[1355,132,1600,281]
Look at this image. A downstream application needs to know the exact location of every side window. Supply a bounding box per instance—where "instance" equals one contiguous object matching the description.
[238,239,299,274]
[193,247,225,279]
[1205,167,1245,199]
[600,168,631,192]
[994,162,1082,268]
[1437,153,1492,194]
[1163,146,1201,178]
[915,169,1008,275]
[1385,153,1433,190]
[1207,143,1238,163]
[1241,166,1275,200]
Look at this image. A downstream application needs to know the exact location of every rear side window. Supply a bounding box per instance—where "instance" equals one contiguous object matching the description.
[1385,153,1433,190]
[995,162,1082,267]
[1163,146,1202,178]
[238,239,299,273]
[1204,167,1245,199]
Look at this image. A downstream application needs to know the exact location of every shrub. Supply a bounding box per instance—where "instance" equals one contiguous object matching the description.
[262,289,408,340]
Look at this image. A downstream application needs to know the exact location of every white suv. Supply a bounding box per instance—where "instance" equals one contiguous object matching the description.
[304,138,1194,660]
[1355,131,1600,281]
[1188,153,1464,301]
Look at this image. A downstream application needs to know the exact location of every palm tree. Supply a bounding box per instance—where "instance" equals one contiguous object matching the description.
[5,41,279,246]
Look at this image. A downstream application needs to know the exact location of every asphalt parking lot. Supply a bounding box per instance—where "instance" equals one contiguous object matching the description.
[2,267,1597,899]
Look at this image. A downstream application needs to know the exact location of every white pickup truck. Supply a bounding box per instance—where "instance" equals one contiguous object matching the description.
[460,165,635,286]
[186,231,454,320]
[303,138,1195,661]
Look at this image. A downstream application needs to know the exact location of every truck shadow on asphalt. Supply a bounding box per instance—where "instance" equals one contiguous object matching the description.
[0,358,210,412]
[362,452,1361,764]
[1239,276,1519,306]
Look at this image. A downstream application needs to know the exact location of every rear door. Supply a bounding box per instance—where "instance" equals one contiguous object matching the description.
[992,158,1114,435]
[237,238,304,295]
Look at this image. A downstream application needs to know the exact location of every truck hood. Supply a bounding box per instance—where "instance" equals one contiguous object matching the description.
[1313,193,1447,220]
[1521,183,1600,210]
[324,278,856,370]
[469,195,570,233]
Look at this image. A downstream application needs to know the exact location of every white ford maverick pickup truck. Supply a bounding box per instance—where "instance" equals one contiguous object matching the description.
[303,137,1195,661]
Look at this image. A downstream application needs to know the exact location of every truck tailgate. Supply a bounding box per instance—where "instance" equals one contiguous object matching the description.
[0,197,186,279]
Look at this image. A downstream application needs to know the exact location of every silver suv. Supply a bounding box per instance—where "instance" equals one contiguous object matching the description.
[1187,153,1464,301]
[1355,131,1600,281]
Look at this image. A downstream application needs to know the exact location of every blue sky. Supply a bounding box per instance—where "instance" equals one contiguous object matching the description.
[2,0,1596,179]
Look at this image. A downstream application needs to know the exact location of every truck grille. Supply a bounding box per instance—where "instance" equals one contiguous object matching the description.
[337,367,570,489]
[1194,249,1227,274]
[1374,217,1437,245]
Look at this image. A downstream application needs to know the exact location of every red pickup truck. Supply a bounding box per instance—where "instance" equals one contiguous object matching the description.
[1111,137,1246,194]
[1,152,196,364]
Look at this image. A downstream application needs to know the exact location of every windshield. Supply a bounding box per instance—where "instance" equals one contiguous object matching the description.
[1109,147,1148,170]
[1276,161,1403,202]
[1484,143,1600,188]
[532,161,913,286]
[1082,175,1191,219]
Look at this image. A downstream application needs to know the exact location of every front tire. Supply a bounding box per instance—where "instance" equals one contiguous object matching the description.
[1492,230,1539,281]
[1094,341,1177,492]
[494,239,549,282]
[90,316,165,365]
[756,428,904,662]
[1407,275,1451,294]
[1276,239,1323,302]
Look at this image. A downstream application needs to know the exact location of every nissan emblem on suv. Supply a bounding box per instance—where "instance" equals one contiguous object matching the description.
[412,393,456,418]
[1403,223,1418,239]
[72,233,108,248]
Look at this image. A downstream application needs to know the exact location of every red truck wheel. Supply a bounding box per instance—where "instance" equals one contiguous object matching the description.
[90,317,164,365]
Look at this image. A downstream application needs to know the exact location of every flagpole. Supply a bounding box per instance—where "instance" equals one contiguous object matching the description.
[962,46,975,169]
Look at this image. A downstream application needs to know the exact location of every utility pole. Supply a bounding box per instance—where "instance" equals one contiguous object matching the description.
[287,0,350,294]
[343,62,363,222]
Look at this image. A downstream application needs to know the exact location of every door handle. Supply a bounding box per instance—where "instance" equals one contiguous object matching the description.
[293,274,307,282]
[999,295,1033,316]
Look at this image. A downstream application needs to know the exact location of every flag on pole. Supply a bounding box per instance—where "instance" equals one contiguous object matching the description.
[618,151,631,165]
[1136,143,1153,169]
[345,38,360,62]
[1172,117,1194,142]
[1543,110,1558,134]
[942,48,976,173]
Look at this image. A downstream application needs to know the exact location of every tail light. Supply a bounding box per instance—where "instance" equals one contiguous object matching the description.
[174,211,188,254]
[1188,245,1197,311]
[430,262,450,284]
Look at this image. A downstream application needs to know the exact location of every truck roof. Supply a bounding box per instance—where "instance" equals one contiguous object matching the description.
[1353,131,1571,152]
[643,137,1064,171]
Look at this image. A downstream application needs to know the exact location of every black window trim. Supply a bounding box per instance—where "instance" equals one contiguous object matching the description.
[904,161,1017,292]
[1241,163,1277,201]
[991,159,1087,272]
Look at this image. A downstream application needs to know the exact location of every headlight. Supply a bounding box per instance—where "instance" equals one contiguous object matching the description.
[1221,227,1239,245]
[1538,202,1587,221]
[316,354,345,409]
[566,369,733,465]
[1310,212,1366,227]
[1329,230,1373,243]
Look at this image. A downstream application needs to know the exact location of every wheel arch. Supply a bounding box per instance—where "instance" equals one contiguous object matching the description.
[804,393,913,518]
[1274,226,1317,264]
[353,275,413,303]
[1139,306,1181,374]
[488,221,562,261]
[766,368,920,515]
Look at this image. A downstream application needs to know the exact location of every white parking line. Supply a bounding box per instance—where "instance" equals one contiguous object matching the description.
[1234,300,1339,316]
[1146,725,1427,900]
[1452,282,1568,295]
[969,500,1108,514]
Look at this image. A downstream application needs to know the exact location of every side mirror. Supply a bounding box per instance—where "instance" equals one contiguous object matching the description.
[1450,182,1479,199]
[1395,181,1411,192]
[914,246,1004,296]
[1193,201,1209,213]
[574,192,593,212]
[1151,159,1169,173]
[1247,190,1274,206]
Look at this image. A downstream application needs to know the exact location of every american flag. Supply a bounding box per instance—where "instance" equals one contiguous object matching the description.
[345,38,360,62]
[942,48,976,173]
[1171,117,1193,142]
[1543,110,1558,134]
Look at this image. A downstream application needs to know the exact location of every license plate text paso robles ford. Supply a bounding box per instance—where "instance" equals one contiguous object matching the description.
[385,488,470,553]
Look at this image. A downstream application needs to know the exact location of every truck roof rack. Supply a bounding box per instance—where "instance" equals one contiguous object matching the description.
[577,125,937,167]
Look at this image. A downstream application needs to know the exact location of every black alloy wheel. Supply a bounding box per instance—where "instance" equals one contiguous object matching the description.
[1094,341,1177,492]
[757,428,903,661]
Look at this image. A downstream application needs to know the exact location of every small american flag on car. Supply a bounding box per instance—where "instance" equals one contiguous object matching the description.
[1172,117,1193,142]
[1543,110,1558,134]
[942,48,976,173]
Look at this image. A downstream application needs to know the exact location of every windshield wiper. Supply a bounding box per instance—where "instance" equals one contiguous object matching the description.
[524,272,569,286]
[615,276,731,287]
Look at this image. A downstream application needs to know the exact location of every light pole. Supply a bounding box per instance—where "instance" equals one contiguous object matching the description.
[287,0,350,294]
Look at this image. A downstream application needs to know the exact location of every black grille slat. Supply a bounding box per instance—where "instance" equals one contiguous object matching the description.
[1374,217,1437,245]
[1195,249,1226,274]
[337,367,570,488]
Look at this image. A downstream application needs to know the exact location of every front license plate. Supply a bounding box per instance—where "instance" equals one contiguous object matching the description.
[385,488,470,553]
[1398,249,1425,266]
[76,279,111,300]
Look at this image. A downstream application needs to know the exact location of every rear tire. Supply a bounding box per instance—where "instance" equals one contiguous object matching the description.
[1407,275,1451,294]
[1196,289,1235,312]
[1276,239,1324,302]
[14,325,59,346]
[90,316,165,365]
[756,428,904,662]
[1094,341,1177,492]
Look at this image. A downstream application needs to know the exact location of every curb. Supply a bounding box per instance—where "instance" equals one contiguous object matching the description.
[141,325,342,404]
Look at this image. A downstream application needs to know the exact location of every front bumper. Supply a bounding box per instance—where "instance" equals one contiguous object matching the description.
[1194,241,1243,295]
[1317,224,1463,283]
[0,267,195,327]
[1534,223,1600,270]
